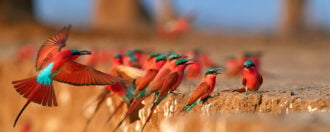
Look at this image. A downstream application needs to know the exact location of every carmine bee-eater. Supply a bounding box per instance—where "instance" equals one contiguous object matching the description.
[142,52,160,70]
[11,25,123,127]
[16,44,36,61]
[185,50,202,80]
[140,58,192,131]
[103,55,167,126]
[84,53,133,131]
[124,51,141,68]
[225,56,242,77]
[233,60,263,93]
[132,49,147,67]
[180,68,221,112]
[134,55,167,96]
[110,54,184,131]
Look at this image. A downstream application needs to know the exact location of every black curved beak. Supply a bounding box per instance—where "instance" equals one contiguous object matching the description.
[215,68,222,74]
[79,50,92,55]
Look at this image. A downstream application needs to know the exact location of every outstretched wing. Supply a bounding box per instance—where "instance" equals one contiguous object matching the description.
[36,25,71,71]
[186,82,209,105]
[52,61,124,85]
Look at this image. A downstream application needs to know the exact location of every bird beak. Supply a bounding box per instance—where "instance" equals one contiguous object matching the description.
[79,50,92,55]
[180,55,189,59]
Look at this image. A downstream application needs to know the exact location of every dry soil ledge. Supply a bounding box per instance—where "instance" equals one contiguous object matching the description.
[119,91,330,132]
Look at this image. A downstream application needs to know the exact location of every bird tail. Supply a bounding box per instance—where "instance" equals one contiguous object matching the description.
[112,97,145,131]
[104,101,125,125]
[83,89,109,132]
[12,77,56,127]
[232,87,246,92]
[140,105,157,131]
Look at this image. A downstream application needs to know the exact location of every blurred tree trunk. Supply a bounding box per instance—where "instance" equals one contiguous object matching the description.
[0,0,34,23]
[92,0,150,32]
[279,0,306,36]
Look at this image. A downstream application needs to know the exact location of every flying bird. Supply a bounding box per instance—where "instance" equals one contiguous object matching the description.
[12,25,123,127]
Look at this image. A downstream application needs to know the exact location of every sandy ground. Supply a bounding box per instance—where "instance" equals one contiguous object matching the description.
[0,25,330,132]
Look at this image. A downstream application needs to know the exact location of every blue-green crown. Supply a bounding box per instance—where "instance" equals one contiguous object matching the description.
[204,68,221,75]
[126,51,134,56]
[244,60,255,67]
[129,55,137,61]
[149,52,160,58]
[114,53,122,58]
[133,49,143,53]
[175,58,188,65]
[168,53,180,60]
[70,49,80,54]
[155,55,166,62]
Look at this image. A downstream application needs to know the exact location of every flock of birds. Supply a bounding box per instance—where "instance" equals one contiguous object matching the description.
[12,25,263,131]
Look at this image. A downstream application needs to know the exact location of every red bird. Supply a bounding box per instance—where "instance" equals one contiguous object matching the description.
[140,58,192,131]
[225,56,242,77]
[134,55,166,96]
[180,68,220,112]
[142,52,160,70]
[233,60,263,93]
[146,53,183,93]
[16,44,36,61]
[11,25,123,127]
[157,13,195,38]
[83,53,132,131]
[112,55,185,131]
[123,51,141,68]
[185,50,202,80]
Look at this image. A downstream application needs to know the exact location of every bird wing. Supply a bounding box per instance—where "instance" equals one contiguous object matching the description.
[258,74,263,86]
[186,82,209,105]
[52,61,123,85]
[35,25,71,71]
[136,69,158,90]
[242,77,246,86]
[116,65,145,80]
[158,72,178,98]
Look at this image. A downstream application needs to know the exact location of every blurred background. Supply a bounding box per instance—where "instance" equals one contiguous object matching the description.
[1,0,330,132]
[1,0,330,35]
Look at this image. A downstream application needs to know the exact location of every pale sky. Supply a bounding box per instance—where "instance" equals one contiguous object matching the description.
[33,0,330,32]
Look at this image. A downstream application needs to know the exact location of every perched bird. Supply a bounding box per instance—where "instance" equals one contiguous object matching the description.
[16,44,36,61]
[233,60,263,93]
[84,52,146,131]
[134,55,167,96]
[12,25,123,127]
[132,49,147,67]
[225,56,242,77]
[123,51,141,68]
[145,53,184,95]
[185,50,202,80]
[200,52,217,68]
[112,57,189,131]
[142,52,160,70]
[180,68,221,112]
[140,58,192,131]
